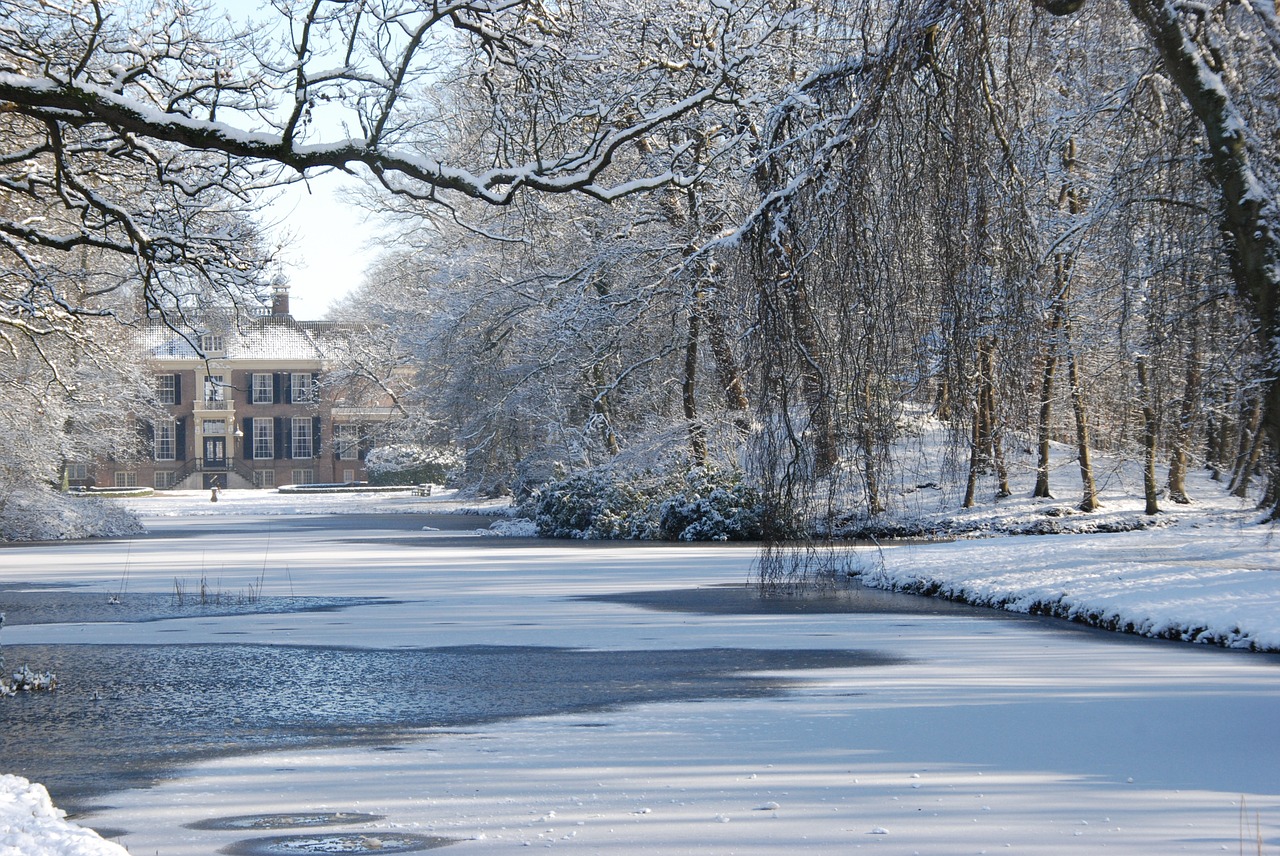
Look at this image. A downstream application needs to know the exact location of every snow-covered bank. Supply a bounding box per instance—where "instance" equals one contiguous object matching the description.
[821,459,1280,651]
[860,518,1280,650]
[0,776,125,856]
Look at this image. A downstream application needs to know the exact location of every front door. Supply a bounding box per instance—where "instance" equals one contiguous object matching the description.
[204,437,226,467]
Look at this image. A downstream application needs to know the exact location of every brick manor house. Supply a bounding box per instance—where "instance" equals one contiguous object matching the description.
[79,287,398,491]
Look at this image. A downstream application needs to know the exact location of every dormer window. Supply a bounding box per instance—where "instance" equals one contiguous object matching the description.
[200,333,225,354]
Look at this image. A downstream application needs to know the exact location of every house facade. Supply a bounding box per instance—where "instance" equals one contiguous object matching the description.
[86,290,397,491]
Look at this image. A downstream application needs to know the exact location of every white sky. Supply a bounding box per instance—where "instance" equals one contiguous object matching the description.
[259,172,380,321]
[213,0,383,321]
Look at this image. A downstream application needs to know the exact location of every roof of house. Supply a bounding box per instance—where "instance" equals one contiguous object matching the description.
[143,316,360,363]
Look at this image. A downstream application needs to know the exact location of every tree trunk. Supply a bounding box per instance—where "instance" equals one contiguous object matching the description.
[1033,287,1065,498]
[682,294,708,467]
[590,365,621,457]
[782,265,838,477]
[963,404,982,509]
[965,336,1010,507]
[1205,382,1235,482]
[1121,0,1280,518]
[1065,330,1099,511]
[1232,400,1266,499]
[860,373,885,515]
[984,341,1012,499]
[1135,355,1160,515]
[703,296,750,426]
[1230,399,1263,497]
[1166,341,1200,503]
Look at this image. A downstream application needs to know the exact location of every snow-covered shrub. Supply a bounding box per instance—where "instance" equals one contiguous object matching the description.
[365,444,460,486]
[533,467,766,541]
[657,468,766,542]
[482,518,538,537]
[532,471,659,539]
[0,487,143,542]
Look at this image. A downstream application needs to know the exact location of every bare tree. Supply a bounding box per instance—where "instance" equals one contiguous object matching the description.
[1035,0,1280,517]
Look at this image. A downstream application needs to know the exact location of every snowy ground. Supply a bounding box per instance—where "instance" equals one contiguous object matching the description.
[1,479,1279,855]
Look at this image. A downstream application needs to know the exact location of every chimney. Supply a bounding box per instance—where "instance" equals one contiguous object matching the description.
[271,283,291,317]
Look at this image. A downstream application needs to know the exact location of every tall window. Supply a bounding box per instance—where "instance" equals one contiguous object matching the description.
[154,420,176,461]
[204,375,224,403]
[156,374,177,405]
[291,416,313,459]
[290,373,315,403]
[252,418,274,460]
[335,424,359,460]
[251,373,273,404]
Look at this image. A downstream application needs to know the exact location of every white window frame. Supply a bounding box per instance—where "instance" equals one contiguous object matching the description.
[252,417,274,460]
[200,333,225,353]
[154,419,176,461]
[156,374,177,405]
[66,462,89,480]
[204,374,225,403]
[335,424,359,461]
[291,468,315,486]
[251,373,273,404]
[291,416,313,459]
[290,372,315,403]
[202,419,226,436]
[114,471,137,488]
[155,471,176,489]
[253,469,275,488]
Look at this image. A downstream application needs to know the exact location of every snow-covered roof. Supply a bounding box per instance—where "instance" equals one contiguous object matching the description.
[142,316,351,363]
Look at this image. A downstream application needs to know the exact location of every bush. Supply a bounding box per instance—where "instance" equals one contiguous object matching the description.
[532,471,658,539]
[533,467,765,541]
[657,469,766,542]
[365,444,459,487]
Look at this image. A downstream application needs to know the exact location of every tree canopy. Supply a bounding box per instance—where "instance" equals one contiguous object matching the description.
[1,0,1278,536]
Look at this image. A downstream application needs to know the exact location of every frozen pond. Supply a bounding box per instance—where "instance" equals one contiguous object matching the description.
[1,638,895,804]
[1,492,1278,855]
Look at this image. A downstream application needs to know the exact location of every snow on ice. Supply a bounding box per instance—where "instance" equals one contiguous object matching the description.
[0,476,1277,854]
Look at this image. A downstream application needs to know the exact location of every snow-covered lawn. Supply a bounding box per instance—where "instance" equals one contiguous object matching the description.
[2,480,1278,854]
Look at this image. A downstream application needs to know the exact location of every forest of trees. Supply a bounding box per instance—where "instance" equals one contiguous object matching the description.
[1,0,1277,537]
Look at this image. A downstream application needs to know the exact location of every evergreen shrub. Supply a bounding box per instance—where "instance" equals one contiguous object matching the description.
[533,467,765,541]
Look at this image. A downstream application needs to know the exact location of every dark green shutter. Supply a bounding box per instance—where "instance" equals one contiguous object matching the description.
[175,418,187,460]
[313,416,322,456]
